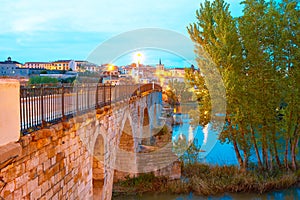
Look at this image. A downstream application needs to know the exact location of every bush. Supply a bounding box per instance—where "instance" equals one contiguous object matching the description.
[28,76,58,84]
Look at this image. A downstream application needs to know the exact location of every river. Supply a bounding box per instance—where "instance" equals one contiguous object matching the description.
[114,188,300,199]
[113,114,300,199]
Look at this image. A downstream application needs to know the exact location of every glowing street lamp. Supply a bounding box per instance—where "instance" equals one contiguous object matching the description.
[107,64,114,82]
[134,52,143,96]
[134,52,143,83]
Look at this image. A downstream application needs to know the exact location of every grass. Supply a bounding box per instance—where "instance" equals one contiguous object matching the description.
[113,163,300,197]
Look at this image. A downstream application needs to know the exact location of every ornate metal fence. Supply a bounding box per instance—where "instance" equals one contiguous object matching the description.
[20,83,161,134]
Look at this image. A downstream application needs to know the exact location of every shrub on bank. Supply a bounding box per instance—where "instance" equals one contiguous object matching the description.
[113,163,299,196]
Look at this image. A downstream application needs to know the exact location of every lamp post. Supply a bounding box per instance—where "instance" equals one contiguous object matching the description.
[107,64,114,84]
[136,52,142,83]
[135,52,142,96]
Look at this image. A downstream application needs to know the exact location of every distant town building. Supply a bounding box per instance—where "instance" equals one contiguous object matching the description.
[0,57,28,77]
[101,64,120,77]
[24,62,51,69]
[169,68,185,77]
[51,60,76,71]
[74,61,100,72]
[156,58,164,71]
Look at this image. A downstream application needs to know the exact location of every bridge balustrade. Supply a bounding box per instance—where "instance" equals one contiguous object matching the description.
[20,83,161,135]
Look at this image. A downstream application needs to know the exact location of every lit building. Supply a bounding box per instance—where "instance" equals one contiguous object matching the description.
[24,62,51,69]
[169,68,185,78]
[51,60,76,71]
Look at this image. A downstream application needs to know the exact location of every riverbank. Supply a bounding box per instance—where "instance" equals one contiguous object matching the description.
[112,163,300,197]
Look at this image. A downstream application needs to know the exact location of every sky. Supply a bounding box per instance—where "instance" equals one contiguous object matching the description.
[0,0,243,67]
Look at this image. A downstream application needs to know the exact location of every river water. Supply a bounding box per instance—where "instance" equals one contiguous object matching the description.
[115,188,300,200]
[113,114,300,199]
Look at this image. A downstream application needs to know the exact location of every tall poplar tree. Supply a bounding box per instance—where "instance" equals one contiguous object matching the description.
[186,0,299,170]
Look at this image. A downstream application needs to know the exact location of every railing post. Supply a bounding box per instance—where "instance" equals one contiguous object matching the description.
[41,85,45,128]
[115,85,117,102]
[87,84,90,110]
[61,84,65,121]
[96,83,99,109]
[76,84,79,114]
[19,87,22,132]
[103,84,106,106]
[109,84,112,107]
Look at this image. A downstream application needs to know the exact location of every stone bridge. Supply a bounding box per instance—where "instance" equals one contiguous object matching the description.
[0,80,180,200]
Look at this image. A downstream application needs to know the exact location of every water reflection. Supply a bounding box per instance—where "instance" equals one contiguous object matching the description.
[172,114,237,165]
[113,114,300,199]
[113,188,300,200]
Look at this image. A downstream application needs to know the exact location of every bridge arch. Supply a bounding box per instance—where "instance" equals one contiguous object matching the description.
[118,108,135,152]
[92,134,105,199]
[92,124,108,200]
[119,117,134,152]
[113,108,137,181]
[141,107,151,145]
[143,107,150,127]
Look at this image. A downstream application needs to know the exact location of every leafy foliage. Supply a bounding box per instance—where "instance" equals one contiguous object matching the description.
[187,0,300,170]
[28,76,58,84]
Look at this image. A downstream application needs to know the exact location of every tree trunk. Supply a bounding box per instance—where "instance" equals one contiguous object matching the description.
[262,145,269,170]
[262,127,269,170]
[269,148,273,171]
[285,110,294,170]
[243,151,248,170]
[291,118,300,170]
[250,125,263,169]
[291,136,299,170]
[233,139,243,168]
[271,126,281,168]
[284,137,290,170]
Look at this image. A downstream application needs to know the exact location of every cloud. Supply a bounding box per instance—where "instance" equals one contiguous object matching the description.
[0,0,243,63]
[1,0,243,34]
[1,0,201,34]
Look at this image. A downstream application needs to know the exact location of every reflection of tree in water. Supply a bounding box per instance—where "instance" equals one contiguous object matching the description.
[173,133,188,155]
[173,133,202,164]
[165,79,193,105]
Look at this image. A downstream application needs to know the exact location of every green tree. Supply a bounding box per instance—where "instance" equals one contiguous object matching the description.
[28,76,58,84]
[187,0,299,170]
[187,0,250,169]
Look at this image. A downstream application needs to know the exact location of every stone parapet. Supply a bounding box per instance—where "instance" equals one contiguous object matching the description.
[0,79,20,146]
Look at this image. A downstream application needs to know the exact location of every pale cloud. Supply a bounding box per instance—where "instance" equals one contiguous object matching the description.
[1,0,201,33]
[0,0,243,63]
[1,0,243,34]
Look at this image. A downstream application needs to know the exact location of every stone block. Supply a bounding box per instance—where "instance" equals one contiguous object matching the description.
[13,188,22,200]
[37,138,51,149]
[45,188,53,200]
[30,188,41,200]
[26,156,39,171]
[19,136,31,147]
[15,172,29,189]
[27,177,38,193]
[0,142,21,168]
[43,159,51,172]
[40,180,50,194]
[1,180,15,197]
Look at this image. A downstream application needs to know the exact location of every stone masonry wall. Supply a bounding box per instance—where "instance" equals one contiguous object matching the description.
[0,91,176,200]
[0,117,95,200]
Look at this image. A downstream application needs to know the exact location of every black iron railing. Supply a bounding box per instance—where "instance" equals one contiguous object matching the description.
[20,83,162,134]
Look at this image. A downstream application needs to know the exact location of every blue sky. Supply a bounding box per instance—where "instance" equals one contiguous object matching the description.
[0,0,243,67]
